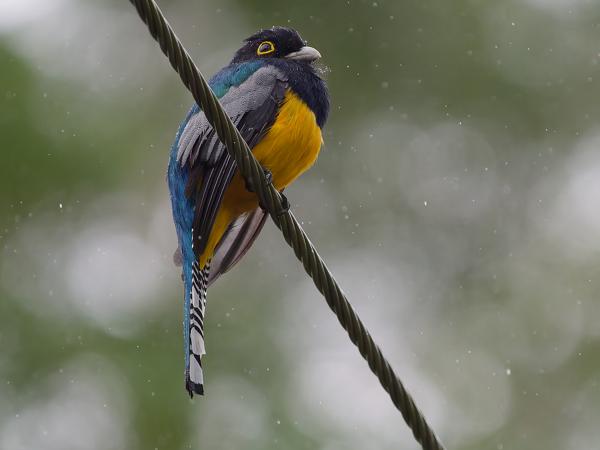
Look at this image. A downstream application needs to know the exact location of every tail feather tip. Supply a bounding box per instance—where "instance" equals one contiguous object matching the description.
[186,377,204,397]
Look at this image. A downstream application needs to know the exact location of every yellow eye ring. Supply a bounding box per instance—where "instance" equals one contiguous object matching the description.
[257,41,275,55]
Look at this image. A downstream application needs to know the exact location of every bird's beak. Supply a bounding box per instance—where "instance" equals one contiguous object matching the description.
[285,46,322,62]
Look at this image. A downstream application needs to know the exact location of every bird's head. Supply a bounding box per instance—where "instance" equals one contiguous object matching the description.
[231,26,321,64]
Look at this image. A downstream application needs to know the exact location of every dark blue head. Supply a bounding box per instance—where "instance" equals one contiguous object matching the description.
[231,27,321,65]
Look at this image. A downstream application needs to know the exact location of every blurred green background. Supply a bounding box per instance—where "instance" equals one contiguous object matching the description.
[2,0,600,449]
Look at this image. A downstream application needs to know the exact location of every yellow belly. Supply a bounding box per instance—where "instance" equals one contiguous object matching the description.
[198,89,323,267]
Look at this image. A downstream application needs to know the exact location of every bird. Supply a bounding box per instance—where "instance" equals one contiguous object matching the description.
[167,26,330,397]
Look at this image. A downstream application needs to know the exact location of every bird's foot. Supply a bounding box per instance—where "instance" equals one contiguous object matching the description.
[258,191,290,217]
[245,168,289,217]
[263,169,273,185]
[277,192,290,217]
[245,168,273,193]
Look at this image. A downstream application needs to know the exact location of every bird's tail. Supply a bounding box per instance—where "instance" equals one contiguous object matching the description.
[186,260,210,397]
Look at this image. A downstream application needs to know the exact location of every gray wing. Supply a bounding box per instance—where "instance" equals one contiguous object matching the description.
[177,65,288,167]
[175,65,288,258]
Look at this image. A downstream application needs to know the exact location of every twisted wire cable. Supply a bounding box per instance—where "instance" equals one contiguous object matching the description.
[128,1,446,448]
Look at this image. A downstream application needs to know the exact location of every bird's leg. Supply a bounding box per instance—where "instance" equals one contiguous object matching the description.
[245,168,289,216]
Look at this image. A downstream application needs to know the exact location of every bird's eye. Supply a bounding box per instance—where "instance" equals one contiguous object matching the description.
[257,41,275,56]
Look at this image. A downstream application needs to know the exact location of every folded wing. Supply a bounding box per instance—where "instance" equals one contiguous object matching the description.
[176,65,288,259]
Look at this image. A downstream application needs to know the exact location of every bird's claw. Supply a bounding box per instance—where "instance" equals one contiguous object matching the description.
[263,169,273,185]
[245,168,289,217]
[276,192,290,217]
[258,191,290,217]
[245,168,273,193]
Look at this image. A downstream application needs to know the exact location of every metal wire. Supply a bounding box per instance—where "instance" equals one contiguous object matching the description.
[128,1,446,448]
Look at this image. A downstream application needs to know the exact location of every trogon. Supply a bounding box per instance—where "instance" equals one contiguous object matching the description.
[167,27,330,397]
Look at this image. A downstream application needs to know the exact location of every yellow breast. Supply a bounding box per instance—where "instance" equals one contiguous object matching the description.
[252,89,323,190]
[198,89,323,267]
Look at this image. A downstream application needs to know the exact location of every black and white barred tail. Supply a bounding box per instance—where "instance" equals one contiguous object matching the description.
[186,261,210,397]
